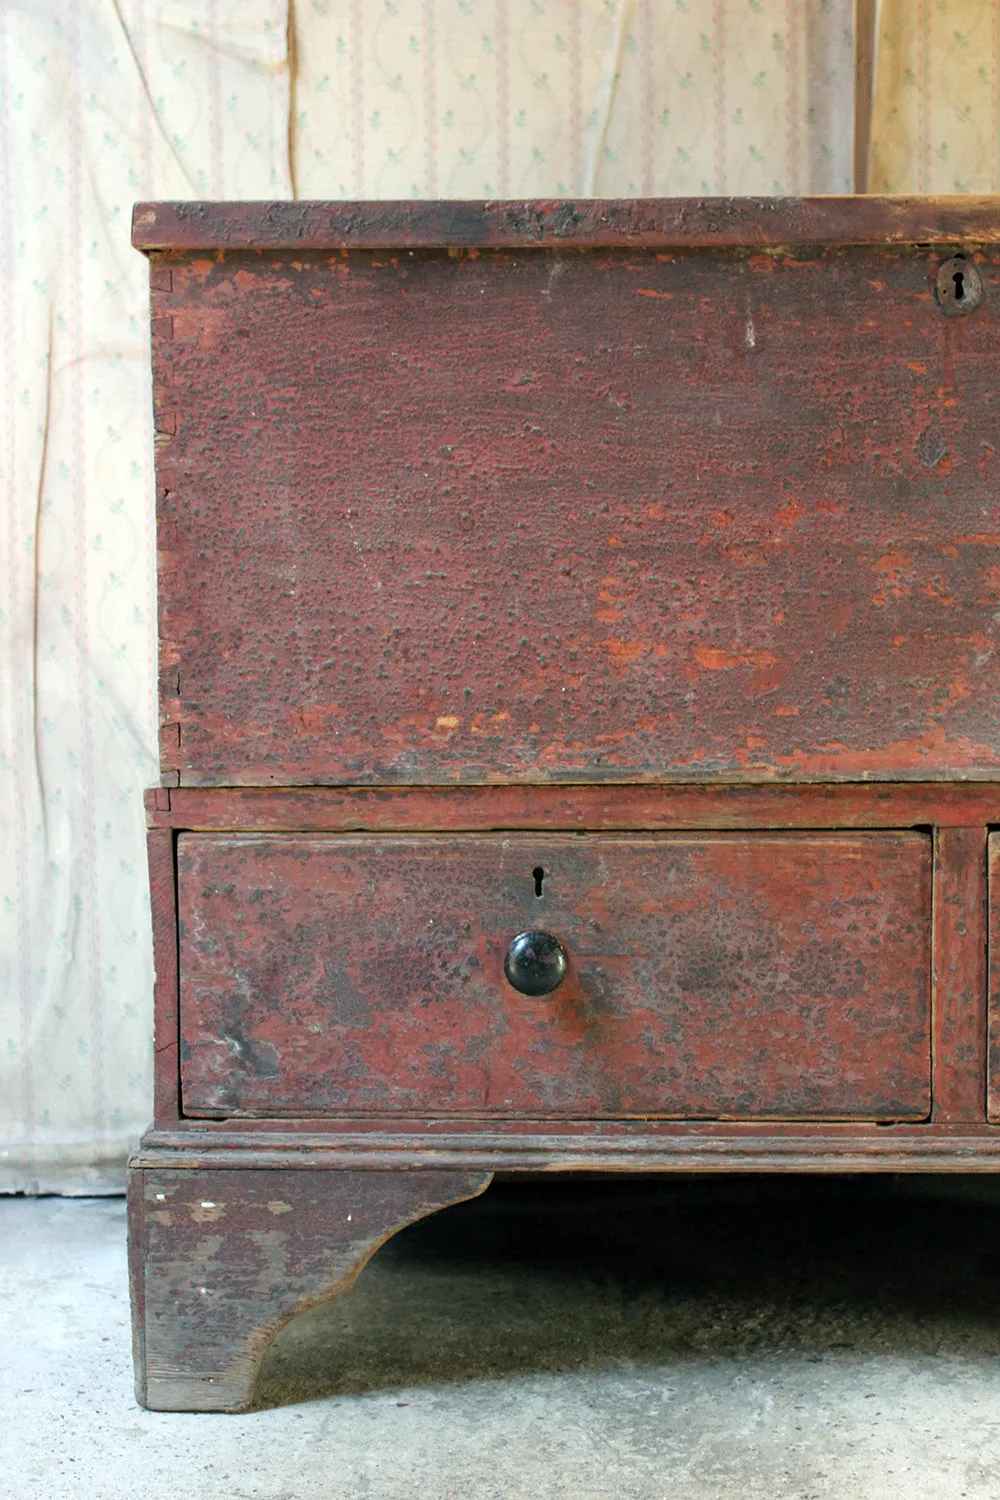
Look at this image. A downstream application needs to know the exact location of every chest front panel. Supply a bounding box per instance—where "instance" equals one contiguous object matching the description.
[152,244,1000,786]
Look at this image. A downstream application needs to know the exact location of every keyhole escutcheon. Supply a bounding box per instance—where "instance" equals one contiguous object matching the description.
[533,866,545,898]
[936,254,985,316]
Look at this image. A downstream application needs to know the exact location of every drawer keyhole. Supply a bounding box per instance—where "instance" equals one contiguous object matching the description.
[533,866,545,898]
[935,253,984,314]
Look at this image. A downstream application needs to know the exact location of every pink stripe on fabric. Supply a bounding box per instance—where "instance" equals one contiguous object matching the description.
[496,0,509,196]
[207,0,223,197]
[135,0,152,198]
[715,0,726,193]
[69,0,106,1153]
[135,0,158,751]
[1,0,35,1172]
[570,1,581,195]
[785,0,797,192]
[424,0,436,197]
[994,5,999,189]
[642,0,653,196]
[919,0,929,192]
[351,0,364,197]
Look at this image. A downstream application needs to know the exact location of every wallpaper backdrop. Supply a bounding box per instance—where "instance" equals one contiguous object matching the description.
[0,0,993,1192]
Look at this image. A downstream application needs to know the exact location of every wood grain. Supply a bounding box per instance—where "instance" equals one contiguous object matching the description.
[146,781,1000,832]
[133,196,1000,251]
[151,243,1000,785]
[133,1125,1000,1174]
[986,833,1000,1123]
[932,827,988,1122]
[147,829,180,1126]
[177,832,932,1122]
[128,1164,491,1411]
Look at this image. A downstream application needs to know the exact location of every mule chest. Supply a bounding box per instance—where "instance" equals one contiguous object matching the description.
[129,197,1000,1410]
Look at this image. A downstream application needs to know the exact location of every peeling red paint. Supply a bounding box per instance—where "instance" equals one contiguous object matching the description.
[149,241,1000,786]
[177,832,932,1122]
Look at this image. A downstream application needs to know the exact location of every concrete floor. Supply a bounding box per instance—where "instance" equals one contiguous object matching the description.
[4,1178,1000,1500]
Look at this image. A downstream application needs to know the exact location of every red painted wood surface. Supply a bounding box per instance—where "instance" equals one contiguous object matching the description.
[147,829,180,1126]
[151,239,1000,785]
[932,826,988,1122]
[134,1123,1000,1174]
[133,196,1000,251]
[177,832,932,1121]
[986,834,1000,1123]
[146,781,1000,832]
[129,1165,490,1411]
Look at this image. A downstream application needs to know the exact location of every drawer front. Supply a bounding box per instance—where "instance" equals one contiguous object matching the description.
[988,832,1000,1123]
[154,246,1000,786]
[178,832,932,1120]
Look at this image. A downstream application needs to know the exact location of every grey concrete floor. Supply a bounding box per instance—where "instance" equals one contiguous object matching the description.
[4,1178,1000,1500]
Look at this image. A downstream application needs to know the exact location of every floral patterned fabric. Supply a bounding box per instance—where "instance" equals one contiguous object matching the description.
[0,0,292,1192]
[17,0,987,1192]
[870,0,1000,192]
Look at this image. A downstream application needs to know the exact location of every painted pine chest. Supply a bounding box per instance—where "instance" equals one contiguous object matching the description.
[129,197,1000,1410]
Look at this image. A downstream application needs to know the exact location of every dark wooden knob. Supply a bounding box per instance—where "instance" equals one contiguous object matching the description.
[504,931,568,996]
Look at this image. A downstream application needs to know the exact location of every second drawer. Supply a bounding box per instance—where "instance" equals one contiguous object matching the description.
[177,832,932,1120]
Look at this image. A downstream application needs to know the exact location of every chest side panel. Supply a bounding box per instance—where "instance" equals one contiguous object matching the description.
[177,832,932,1120]
[154,245,1000,784]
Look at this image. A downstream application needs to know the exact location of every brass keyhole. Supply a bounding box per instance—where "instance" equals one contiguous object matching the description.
[936,254,984,315]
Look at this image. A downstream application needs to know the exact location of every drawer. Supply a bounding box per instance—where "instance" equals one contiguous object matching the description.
[178,831,932,1120]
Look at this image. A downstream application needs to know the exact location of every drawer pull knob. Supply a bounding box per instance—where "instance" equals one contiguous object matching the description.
[504,930,568,996]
